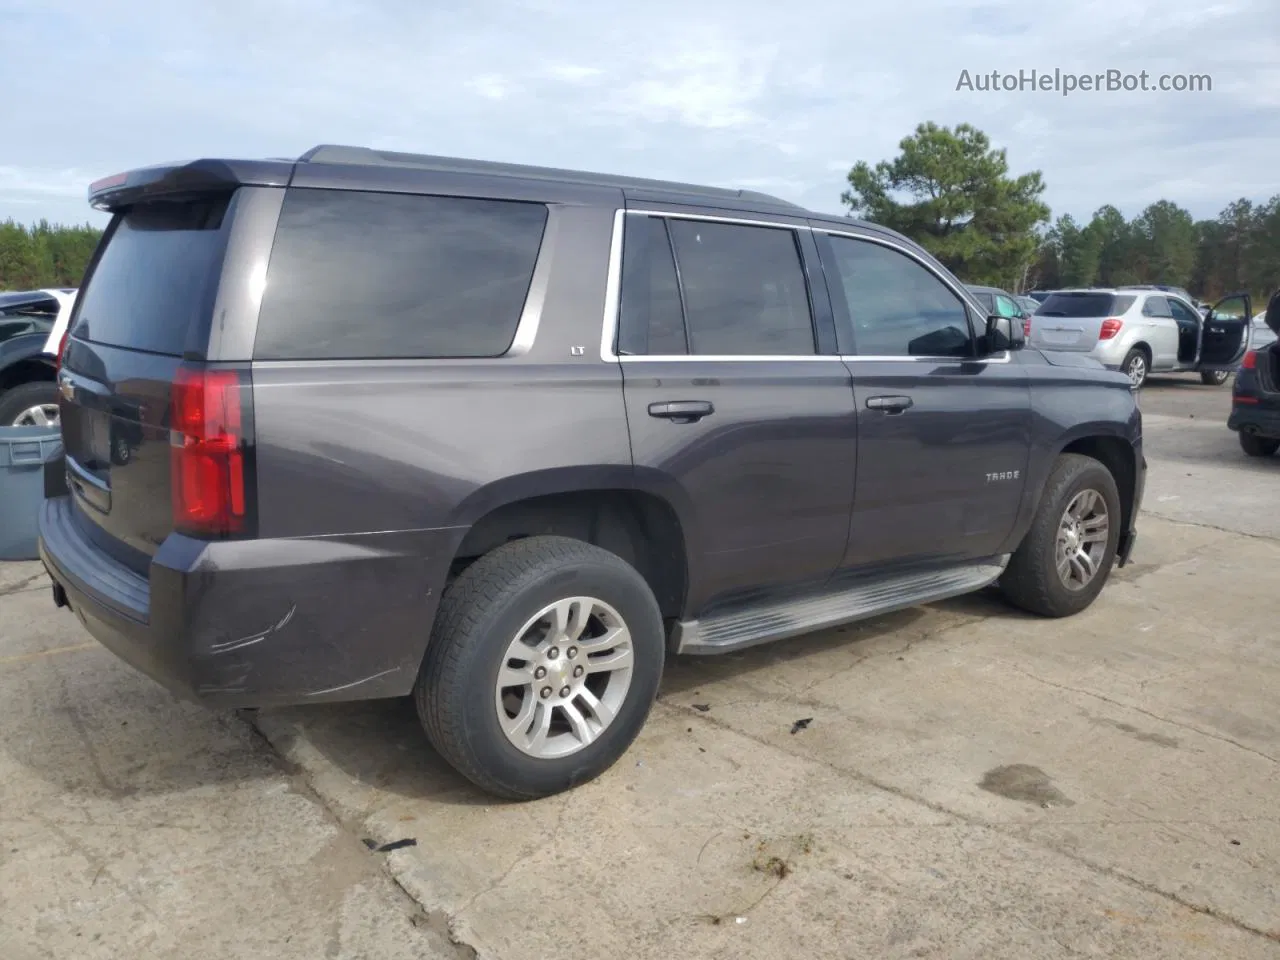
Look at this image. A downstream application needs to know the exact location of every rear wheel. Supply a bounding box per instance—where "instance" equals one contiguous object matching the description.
[1121,348,1148,389]
[1000,453,1122,618]
[0,381,59,427]
[1200,369,1231,386]
[415,536,665,800]
[1239,433,1280,458]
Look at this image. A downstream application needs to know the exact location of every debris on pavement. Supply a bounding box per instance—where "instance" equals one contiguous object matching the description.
[691,703,711,712]
[363,838,418,853]
[789,717,813,734]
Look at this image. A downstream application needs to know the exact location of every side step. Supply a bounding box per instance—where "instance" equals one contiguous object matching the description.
[672,557,1008,655]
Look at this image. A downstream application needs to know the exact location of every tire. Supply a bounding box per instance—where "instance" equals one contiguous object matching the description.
[415,535,665,800]
[1000,453,1123,618]
[1200,369,1231,386]
[1120,348,1149,389]
[0,380,59,427]
[1239,432,1280,458]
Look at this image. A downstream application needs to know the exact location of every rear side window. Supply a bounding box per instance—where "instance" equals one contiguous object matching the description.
[254,190,548,360]
[666,219,815,356]
[1038,292,1135,318]
[1142,296,1173,318]
[73,198,230,356]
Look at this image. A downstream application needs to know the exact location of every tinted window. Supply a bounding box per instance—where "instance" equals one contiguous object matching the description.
[826,236,972,357]
[73,198,230,356]
[617,216,687,356]
[969,290,995,312]
[255,190,547,360]
[1168,299,1200,324]
[1142,296,1172,318]
[666,219,814,356]
[1038,292,1135,318]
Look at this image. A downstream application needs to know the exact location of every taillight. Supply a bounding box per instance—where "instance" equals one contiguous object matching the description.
[54,328,70,374]
[1023,317,1032,337]
[1241,350,1257,370]
[1099,318,1123,340]
[170,366,252,538]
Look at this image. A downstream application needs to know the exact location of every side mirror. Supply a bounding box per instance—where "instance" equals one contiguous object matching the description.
[1266,291,1280,335]
[985,314,1024,353]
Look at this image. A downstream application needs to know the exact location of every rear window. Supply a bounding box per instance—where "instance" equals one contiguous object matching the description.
[253,189,548,361]
[1037,293,1135,317]
[73,198,230,356]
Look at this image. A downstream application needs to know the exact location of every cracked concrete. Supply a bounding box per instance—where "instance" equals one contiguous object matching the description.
[3,374,1278,958]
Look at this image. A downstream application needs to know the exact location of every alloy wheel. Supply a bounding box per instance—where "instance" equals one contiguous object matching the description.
[1056,489,1110,590]
[494,597,634,759]
[11,404,59,428]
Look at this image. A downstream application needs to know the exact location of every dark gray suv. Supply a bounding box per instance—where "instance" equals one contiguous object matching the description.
[39,146,1145,799]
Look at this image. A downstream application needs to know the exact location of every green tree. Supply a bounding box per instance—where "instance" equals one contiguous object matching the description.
[0,219,102,289]
[841,122,1050,288]
[1132,200,1197,287]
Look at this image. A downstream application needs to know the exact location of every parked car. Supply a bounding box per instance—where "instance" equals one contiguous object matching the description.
[1014,294,1042,317]
[40,146,1145,799]
[0,288,77,426]
[1026,290,1053,303]
[1228,292,1280,457]
[1027,286,1251,388]
[965,285,1029,321]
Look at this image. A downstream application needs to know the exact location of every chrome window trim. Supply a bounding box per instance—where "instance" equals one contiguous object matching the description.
[504,204,561,357]
[600,208,1009,365]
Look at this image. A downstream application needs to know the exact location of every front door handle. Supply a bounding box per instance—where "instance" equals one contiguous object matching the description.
[648,400,714,423]
[866,395,913,414]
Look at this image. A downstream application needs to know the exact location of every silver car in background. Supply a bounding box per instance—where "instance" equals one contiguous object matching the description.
[1028,287,1254,388]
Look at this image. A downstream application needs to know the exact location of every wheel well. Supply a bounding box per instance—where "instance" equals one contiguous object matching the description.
[452,490,688,619]
[0,358,55,393]
[1061,436,1136,535]
[1127,342,1151,361]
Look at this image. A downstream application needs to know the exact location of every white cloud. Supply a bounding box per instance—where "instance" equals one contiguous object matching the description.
[0,0,1277,225]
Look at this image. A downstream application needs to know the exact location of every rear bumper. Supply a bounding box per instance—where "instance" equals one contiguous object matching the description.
[1223,401,1280,440]
[38,495,464,708]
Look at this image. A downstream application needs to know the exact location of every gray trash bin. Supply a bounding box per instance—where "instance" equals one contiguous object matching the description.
[0,427,62,561]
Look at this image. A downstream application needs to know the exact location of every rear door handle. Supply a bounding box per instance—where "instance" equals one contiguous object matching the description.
[648,400,714,423]
[866,395,913,414]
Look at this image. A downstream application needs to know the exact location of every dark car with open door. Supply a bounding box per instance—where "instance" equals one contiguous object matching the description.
[1229,291,1280,458]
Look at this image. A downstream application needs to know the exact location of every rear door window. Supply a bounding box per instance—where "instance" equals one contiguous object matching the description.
[254,189,548,360]
[73,198,231,356]
[1142,296,1173,317]
[665,219,815,356]
[617,216,688,355]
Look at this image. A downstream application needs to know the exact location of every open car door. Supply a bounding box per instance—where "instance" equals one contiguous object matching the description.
[1198,292,1253,372]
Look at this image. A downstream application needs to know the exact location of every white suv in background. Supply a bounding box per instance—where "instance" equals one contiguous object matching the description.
[1028,287,1253,389]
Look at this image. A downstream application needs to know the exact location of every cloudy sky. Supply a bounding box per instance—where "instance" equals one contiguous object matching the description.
[3,0,1277,229]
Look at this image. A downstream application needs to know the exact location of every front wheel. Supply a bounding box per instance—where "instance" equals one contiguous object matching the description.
[415,536,665,800]
[1200,369,1232,386]
[1239,432,1280,458]
[0,380,60,427]
[1000,453,1122,618]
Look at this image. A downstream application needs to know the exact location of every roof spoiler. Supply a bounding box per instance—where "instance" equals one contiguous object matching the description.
[88,159,293,211]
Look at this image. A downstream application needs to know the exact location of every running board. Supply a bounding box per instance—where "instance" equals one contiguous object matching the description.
[672,557,1009,655]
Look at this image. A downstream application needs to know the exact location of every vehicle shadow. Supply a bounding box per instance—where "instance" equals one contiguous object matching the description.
[256,587,1034,806]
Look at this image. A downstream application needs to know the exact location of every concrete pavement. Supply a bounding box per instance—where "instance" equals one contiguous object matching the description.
[2,373,1277,959]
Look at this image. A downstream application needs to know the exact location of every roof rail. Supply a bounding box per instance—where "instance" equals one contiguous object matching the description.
[297,144,805,210]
